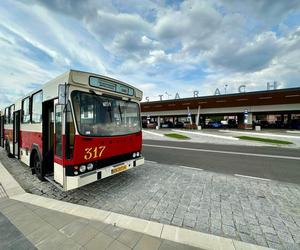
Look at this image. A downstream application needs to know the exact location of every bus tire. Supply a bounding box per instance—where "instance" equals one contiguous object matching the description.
[32,151,44,181]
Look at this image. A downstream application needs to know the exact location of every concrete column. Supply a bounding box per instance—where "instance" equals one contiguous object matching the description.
[245,112,253,129]
[157,116,160,129]
[187,107,192,124]
[195,105,200,126]
[244,112,252,124]
[288,113,292,128]
[202,115,206,128]
[237,114,244,128]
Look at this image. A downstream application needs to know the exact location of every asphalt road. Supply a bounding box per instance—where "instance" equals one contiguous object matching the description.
[142,139,300,184]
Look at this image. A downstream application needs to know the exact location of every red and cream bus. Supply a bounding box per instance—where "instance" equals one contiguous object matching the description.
[0,70,144,191]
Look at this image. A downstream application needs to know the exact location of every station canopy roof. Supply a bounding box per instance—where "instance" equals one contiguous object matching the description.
[141,87,300,112]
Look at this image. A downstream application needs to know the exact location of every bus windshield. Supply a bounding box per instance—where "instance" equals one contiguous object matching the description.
[72,91,141,136]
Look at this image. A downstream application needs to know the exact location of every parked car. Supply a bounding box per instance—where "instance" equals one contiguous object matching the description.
[161,121,174,128]
[183,121,191,128]
[291,119,300,129]
[147,122,157,129]
[269,121,284,128]
[207,121,222,128]
[174,121,184,128]
[254,120,269,128]
[221,120,228,126]
[184,123,197,129]
[227,119,237,128]
[142,121,148,128]
[259,120,269,128]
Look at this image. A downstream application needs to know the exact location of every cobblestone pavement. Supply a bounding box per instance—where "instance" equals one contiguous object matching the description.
[1,148,300,250]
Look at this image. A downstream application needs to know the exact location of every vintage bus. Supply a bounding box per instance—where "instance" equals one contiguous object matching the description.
[0,70,144,191]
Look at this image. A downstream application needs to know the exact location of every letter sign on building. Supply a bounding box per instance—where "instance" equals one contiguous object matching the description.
[214,88,221,95]
[175,93,180,99]
[267,81,277,90]
[239,85,246,93]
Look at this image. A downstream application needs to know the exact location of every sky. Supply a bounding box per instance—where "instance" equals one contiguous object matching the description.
[1,0,300,109]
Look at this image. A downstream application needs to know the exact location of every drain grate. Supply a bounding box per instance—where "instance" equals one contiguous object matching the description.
[0,183,8,198]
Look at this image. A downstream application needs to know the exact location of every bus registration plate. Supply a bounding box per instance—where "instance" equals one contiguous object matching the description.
[111,164,127,174]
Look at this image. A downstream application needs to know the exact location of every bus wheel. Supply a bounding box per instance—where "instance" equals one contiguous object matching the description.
[33,152,44,181]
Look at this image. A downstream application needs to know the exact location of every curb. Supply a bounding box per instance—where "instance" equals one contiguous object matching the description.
[0,162,272,250]
[219,130,300,139]
[0,162,25,197]
[172,129,239,141]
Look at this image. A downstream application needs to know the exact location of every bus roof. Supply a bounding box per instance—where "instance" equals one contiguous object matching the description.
[1,70,143,111]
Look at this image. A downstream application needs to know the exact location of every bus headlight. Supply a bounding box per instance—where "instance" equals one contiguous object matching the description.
[79,165,86,173]
[87,163,94,171]
[74,171,79,175]
[133,152,136,158]
[136,152,140,157]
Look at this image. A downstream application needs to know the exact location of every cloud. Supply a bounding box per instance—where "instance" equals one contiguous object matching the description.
[92,10,151,38]
[207,31,279,72]
[199,27,300,94]
[111,34,159,59]
[155,0,222,50]
[0,0,300,107]
[19,0,115,19]
[0,0,109,109]
[220,0,300,26]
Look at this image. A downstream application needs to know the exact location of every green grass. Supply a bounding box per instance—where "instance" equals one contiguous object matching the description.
[237,136,293,145]
[164,133,190,140]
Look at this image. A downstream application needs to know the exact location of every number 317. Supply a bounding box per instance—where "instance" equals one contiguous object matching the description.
[84,146,106,160]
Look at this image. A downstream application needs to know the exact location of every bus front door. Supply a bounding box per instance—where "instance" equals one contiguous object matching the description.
[0,116,4,148]
[13,111,21,158]
[42,100,54,175]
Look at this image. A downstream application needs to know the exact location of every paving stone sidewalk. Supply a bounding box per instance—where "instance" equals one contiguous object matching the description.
[1,149,300,250]
[0,201,36,250]
[0,198,201,250]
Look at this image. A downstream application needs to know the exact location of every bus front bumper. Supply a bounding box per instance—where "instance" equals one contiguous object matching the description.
[65,157,145,191]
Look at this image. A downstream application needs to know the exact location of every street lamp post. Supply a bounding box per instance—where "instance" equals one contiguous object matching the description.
[224,84,228,94]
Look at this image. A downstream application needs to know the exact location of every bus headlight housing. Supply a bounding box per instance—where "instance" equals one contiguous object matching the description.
[79,165,86,173]
[87,163,94,171]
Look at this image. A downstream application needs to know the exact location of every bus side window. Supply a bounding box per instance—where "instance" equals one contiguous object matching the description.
[32,91,43,123]
[8,107,10,124]
[22,97,31,123]
[55,105,63,157]
[9,105,14,124]
[4,108,8,124]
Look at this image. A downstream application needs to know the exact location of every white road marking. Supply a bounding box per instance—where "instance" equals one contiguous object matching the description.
[142,130,164,137]
[143,144,300,160]
[179,165,203,171]
[219,130,300,139]
[287,130,300,134]
[172,129,239,140]
[234,174,271,181]
[145,160,157,164]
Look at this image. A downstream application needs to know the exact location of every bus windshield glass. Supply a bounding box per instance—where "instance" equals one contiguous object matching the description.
[72,91,141,136]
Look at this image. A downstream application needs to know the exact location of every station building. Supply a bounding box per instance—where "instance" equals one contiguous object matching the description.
[141,87,300,129]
